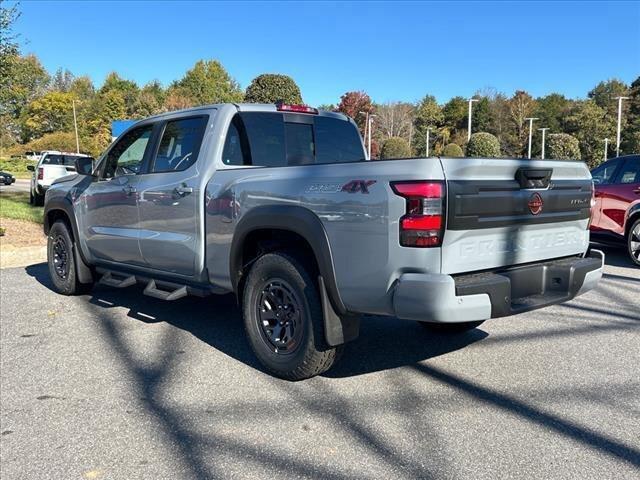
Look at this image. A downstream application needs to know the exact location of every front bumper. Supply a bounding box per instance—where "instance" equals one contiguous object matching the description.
[392,250,604,323]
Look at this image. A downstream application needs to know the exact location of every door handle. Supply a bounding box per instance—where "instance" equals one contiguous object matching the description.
[633,187,640,195]
[174,185,193,197]
[123,185,136,196]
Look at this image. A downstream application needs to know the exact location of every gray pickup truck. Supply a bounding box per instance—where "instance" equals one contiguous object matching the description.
[44,103,604,380]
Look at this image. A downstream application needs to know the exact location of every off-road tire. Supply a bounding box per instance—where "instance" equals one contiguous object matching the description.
[418,320,485,333]
[34,191,44,206]
[242,251,342,380]
[47,220,92,295]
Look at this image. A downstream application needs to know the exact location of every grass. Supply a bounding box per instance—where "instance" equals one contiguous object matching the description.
[0,156,36,179]
[0,191,44,224]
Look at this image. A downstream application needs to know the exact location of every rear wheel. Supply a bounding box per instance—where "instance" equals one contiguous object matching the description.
[628,218,640,266]
[242,251,342,380]
[47,220,93,295]
[418,320,485,333]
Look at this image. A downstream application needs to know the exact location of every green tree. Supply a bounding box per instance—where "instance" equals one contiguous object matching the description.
[85,90,127,151]
[547,133,581,161]
[442,143,464,157]
[172,59,243,105]
[69,76,95,101]
[20,91,75,140]
[380,137,411,159]
[0,1,20,88]
[51,68,75,92]
[566,100,615,167]
[131,81,166,118]
[442,96,468,132]
[99,72,140,116]
[245,74,302,104]
[588,79,629,115]
[622,76,640,154]
[0,54,50,142]
[471,97,493,133]
[466,132,501,157]
[413,94,443,155]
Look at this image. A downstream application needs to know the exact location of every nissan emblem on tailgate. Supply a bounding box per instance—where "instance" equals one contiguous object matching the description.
[528,193,543,215]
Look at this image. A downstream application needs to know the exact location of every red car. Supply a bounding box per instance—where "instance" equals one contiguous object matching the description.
[590,154,640,266]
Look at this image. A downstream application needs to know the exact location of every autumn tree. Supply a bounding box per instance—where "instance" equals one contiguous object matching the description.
[336,91,374,135]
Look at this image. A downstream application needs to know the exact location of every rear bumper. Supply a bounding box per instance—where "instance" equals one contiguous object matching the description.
[392,250,604,323]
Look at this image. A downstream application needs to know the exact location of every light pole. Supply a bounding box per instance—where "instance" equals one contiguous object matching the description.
[72,99,80,153]
[614,96,629,157]
[426,127,431,157]
[525,117,539,159]
[604,138,609,161]
[368,115,377,159]
[538,127,549,159]
[467,98,478,141]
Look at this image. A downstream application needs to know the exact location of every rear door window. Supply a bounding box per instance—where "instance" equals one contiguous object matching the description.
[614,157,640,184]
[151,116,207,173]
[315,116,365,164]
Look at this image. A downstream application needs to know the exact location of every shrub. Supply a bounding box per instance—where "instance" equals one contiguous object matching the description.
[245,74,303,104]
[442,143,464,157]
[547,133,581,160]
[466,132,500,157]
[380,137,411,159]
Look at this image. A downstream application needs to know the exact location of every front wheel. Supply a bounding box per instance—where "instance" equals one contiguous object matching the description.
[242,251,342,380]
[418,320,485,333]
[628,218,640,266]
[47,220,92,295]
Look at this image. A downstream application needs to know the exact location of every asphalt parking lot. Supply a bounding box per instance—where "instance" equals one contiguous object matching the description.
[0,247,638,479]
[0,178,30,193]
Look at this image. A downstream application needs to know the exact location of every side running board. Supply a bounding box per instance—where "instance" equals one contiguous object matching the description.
[98,272,137,288]
[143,279,188,301]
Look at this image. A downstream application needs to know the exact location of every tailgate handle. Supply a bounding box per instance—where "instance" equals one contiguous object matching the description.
[515,168,552,189]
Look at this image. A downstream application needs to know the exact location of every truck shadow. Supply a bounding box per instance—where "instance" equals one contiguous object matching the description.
[25,262,485,377]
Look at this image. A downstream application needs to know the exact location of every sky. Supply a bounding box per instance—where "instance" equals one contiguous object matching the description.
[13,0,640,106]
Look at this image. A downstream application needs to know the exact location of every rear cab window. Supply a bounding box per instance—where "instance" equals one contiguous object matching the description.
[221,112,364,167]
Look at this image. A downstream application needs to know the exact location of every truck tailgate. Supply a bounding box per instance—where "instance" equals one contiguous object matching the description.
[440,157,592,274]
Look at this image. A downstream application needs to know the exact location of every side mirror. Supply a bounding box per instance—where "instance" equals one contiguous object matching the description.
[27,165,35,172]
[75,157,95,176]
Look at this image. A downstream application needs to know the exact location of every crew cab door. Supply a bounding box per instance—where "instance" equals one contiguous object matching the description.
[80,124,154,265]
[591,158,623,231]
[596,156,640,236]
[439,158,593,274]
[136,116,208,277]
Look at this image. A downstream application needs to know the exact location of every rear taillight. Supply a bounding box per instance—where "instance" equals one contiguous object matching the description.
[37,167,43,180]
[391,181,445,247]
[588,181,596,229]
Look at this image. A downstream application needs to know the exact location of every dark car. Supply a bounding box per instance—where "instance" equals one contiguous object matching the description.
[0,171,16,185]
[590,155,640,265]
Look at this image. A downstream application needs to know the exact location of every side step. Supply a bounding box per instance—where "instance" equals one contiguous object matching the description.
[99,272,137,288]
[143,280,188,301]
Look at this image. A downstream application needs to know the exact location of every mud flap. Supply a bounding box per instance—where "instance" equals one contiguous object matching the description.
[73,243,94,285]
[319,276,360,347]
